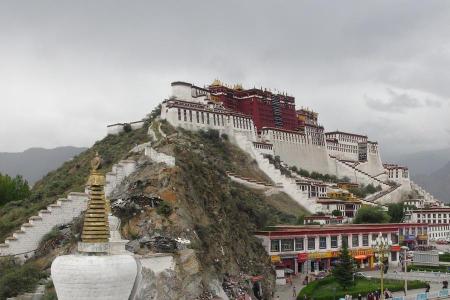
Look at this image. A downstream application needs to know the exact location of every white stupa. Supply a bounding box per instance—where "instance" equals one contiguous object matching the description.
[51,154,137,300]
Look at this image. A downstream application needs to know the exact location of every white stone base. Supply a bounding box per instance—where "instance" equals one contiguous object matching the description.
[52,254,138,300]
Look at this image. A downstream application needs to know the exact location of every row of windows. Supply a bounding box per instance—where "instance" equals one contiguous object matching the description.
[267,131,308,144]
[253,143,272,150]
[269,233,397,252]
[399,227,427,235]
[326,134,367,144]
[430,232,449,238]
[177,108,253,130]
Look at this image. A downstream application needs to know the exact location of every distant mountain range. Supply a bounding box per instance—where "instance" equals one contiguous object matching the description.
[385,147,450,203]
[0,147,87,185]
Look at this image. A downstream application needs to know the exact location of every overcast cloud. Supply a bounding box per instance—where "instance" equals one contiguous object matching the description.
[0,0,449,156]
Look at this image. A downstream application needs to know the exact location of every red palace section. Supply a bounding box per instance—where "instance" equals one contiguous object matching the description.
[208,81,297,132]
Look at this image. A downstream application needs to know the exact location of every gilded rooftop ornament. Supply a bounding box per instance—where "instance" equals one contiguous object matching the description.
[81,153,109,243]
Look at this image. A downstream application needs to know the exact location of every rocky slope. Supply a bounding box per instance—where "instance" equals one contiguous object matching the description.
[0,114,306,299]
[109,122,305,299]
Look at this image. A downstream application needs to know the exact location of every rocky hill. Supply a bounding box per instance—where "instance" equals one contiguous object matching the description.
[0,114,306,299]
[0,147,87,185]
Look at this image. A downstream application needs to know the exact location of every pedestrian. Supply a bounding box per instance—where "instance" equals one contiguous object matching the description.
[366,292,372,300]
[358,293,362,300]
[443,280,448,289]
[426,282,430,293]
[374,290,379,300]
[293,286,297,297]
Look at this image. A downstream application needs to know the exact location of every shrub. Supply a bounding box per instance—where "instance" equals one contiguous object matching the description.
[156,201,173,217]
[123,123,132,132]
[0,260,45,299]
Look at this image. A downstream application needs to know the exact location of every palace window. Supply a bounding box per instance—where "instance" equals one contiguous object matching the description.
[308,237,316,250]
[342,235,349,247]
[352,234,359,247]
[213,114,216,126]
[196,111,199,123]
[177,108,181,121]
[281,239,294,252]
[391,233,399,244]
[319,237,327,249]
[183,109,187,121]
[201,112,204,124]
[206,113,210,125]
[189,110,192,122]
[331,236,338,248]
[295,238,304,251]
[270,240,280,252]
[362,234,369,246]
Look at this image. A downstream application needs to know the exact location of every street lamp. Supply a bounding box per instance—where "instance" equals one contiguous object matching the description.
[371,233,393,300]
[401,245,409,294]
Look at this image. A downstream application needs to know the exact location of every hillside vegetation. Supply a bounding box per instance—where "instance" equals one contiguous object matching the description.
[0,122,150,241]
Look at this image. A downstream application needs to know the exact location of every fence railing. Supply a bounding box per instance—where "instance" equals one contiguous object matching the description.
[393,289,449,300]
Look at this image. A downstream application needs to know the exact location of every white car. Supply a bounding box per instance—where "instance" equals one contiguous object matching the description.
[355,272,371,279]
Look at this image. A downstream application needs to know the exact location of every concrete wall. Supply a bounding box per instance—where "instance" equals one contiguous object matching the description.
[355,151,385,177]
[144,147,175,167]
[161,101,257,145]
[105,160,137,197]
[0,193,88,258]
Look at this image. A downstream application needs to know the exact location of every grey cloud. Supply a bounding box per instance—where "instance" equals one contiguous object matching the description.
[0,0,449,154]
[365,89,423,113]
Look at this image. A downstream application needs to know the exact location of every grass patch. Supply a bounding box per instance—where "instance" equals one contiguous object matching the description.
[440,253,450,262]
[298,276,426,300]
[0,258,46,299]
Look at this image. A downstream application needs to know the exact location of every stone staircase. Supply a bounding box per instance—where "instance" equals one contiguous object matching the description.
[0,193,89,259]
[364,185,400,204]
[0,158,139,259]
[226,171,275,190]
[234,134,320,213]
[331,156,389,189]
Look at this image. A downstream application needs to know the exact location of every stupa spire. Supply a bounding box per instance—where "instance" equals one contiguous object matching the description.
[81,152,109,243]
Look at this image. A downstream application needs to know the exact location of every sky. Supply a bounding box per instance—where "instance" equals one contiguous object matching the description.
[0,1,449,157]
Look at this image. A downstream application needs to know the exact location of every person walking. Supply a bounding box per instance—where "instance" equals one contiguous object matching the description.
[426,282,431,293]
[357,293,362,300]
[293,286,297,298]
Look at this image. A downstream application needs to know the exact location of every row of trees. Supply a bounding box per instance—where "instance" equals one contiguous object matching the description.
[0,173,31,206]
[353,202,408,224]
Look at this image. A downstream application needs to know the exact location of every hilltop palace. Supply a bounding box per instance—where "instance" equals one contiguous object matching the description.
[152,80,440,214]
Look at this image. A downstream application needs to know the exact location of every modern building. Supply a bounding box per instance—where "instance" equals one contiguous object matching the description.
[406,208,450,224]
[255,223,428,275]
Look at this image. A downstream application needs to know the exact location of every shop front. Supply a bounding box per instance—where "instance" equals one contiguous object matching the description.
[350,249,374,269]
[305,251,340,273]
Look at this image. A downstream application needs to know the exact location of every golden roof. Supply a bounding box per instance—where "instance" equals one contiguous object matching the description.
[234,83,243,90]
[211,79,222,87]
[81,153,109,243]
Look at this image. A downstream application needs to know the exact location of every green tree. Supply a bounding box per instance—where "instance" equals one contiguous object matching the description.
[332,243,355,290]
[387,202,405,223]
[332,209,342,217]
[353,205,390,224]
[0,173,31,206]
